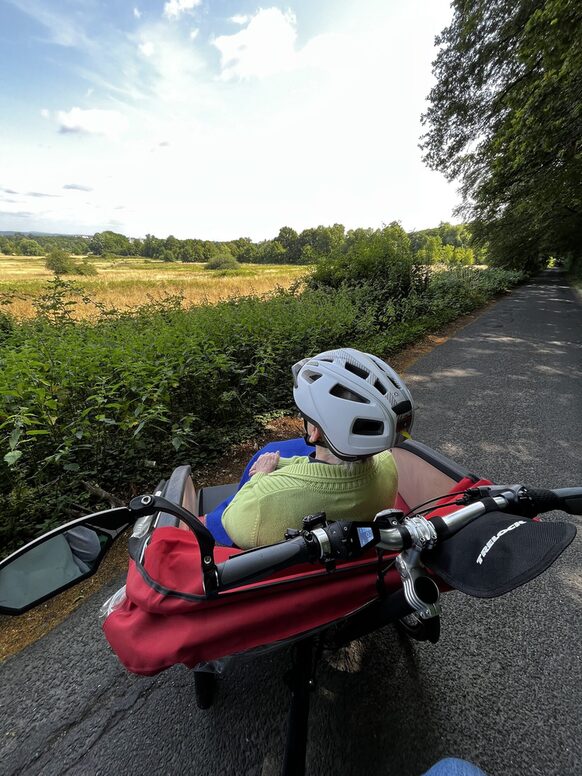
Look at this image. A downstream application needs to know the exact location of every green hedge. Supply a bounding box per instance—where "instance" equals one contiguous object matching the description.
[0,266,523,551]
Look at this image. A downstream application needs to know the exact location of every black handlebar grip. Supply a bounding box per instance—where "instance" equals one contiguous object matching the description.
[552,488,582,516]
[523,488,563,515]
[217,536,314,589]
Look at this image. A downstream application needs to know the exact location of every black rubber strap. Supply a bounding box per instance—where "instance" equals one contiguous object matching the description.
[398,525,414,549]
[482,496,501,513]
[430,516,451,540]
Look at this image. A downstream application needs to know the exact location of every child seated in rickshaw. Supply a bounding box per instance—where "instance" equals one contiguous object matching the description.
[209,348,414,549]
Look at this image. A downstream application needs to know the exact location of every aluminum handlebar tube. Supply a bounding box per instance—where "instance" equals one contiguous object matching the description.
[439,495,508,534]
[377,526,406,551]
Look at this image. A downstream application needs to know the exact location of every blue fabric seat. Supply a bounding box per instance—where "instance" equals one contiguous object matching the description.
[205,437,314,545]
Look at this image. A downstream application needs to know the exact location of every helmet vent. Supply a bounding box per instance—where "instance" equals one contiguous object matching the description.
[387,375,401,389]
[373,379,387,395]
[369,356,401,388]
[303,370,322,383]
[329,384,370,404]
[344,361,369,380]
[352,418,384,436]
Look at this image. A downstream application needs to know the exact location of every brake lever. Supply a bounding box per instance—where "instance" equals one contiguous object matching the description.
[463,484,535,515]
[129,494,219,596]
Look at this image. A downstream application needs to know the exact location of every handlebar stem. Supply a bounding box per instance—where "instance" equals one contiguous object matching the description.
[395,550,441,620]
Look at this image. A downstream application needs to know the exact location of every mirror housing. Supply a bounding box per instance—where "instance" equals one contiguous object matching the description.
[0,508,131,615]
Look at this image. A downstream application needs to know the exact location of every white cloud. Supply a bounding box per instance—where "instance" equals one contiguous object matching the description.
[190,28,199,40]
[3,0,460,238]
[163,0,201,21]
[133,7,141,19]
[229,14,249,25]
[40,108,50,119]
[127,23,207,104]
[212,8,347,82]
[214,8,298,80]
[56,107,129,139]
[139,41,155,57]
[63,183,93,192]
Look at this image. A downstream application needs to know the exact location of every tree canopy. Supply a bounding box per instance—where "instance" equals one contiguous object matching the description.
[421,0,582,269]
[0,223,481,267]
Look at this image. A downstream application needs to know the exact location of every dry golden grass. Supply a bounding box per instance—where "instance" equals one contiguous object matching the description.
[0,255,309,319]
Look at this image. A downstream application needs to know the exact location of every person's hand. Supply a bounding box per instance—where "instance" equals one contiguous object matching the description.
[249,452,280,476]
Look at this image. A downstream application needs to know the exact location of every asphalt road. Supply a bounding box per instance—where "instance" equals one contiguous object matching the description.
[1,269,581,776]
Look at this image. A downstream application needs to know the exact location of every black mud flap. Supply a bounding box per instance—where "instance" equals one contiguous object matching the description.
[423,512,576,598]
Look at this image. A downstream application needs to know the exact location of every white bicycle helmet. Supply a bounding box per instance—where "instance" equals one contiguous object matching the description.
[292,348,414,460]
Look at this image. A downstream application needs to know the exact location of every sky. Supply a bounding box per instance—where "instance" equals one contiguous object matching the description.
[0,0,458,240]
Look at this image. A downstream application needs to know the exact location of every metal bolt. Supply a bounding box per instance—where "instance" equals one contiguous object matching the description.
[203,555,212,565]
[140,495,152,506]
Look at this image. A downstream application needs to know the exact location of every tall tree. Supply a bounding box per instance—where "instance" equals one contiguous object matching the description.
[89,231,132,256]
[18,238,44,256]
[421,0,582,269]
[276,226,300,262]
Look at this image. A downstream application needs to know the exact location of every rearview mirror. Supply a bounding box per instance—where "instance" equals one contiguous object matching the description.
[0,507,131,615]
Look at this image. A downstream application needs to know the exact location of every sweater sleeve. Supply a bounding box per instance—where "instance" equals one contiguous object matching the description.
[221,473,267,549]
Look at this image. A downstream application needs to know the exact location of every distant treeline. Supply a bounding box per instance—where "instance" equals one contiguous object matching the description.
[0,221,483,265]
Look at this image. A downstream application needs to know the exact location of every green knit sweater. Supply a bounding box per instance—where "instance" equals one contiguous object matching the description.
[221,451,398,549]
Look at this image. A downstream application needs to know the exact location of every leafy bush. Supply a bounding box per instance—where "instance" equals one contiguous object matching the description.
[205,255,241,271]
[309,223,430,328]
[74,260,98,276]
[310,223,418,291]
[45,249,98,276]
[45,249,77,274]
[0,312,13,345]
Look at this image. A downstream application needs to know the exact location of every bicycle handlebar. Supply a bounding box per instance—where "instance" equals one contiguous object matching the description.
[217,535,320,590]
[544,487,582,515]
[214,485,582,591]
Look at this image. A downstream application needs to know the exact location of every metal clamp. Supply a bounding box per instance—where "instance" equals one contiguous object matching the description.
[395,548,441,620]
[403,516,438,551]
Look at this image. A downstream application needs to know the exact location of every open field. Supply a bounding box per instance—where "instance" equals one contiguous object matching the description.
[0,255,309,318]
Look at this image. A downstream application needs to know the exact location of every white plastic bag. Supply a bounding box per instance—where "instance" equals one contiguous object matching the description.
[98,584,127,625]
